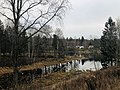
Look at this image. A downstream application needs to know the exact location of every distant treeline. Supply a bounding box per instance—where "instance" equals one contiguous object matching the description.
[0,19,102,66]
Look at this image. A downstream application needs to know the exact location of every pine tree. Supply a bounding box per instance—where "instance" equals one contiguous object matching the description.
[101,17,117,67]
[81,36,84,46]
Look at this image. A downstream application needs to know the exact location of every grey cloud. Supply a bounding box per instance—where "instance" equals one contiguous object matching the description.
[63,0,120,39]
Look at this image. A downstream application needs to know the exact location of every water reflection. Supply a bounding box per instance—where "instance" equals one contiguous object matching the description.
[64,60,102,72]
[16,60,102,83]
[0,60,103,89]
[41,60,102,75]
[76,60,102,71]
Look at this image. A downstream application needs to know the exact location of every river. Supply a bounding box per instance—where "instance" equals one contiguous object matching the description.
[41,60,102,75]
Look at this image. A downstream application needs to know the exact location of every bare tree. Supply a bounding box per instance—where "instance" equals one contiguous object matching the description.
[55,28,64,38]
[0,0,70,88]
[54,28,65,58]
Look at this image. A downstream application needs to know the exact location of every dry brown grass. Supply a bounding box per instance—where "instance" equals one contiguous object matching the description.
[13,71,93,90]
[50,67,120,90]
[0,56,81,74]
[0,67,13,76]
[19,56,81,71]
[15,66,120,90]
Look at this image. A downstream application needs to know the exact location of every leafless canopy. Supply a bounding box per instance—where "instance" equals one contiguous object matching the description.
[0,0,70,39]
[55,28,64,38]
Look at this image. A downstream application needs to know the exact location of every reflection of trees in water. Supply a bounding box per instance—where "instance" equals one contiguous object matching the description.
[82,60,85,65]
[41,60,102,74]
[0,60,102,89]
[74,60,79,70]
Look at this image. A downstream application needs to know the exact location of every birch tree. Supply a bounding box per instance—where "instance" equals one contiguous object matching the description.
[0,0,70,87]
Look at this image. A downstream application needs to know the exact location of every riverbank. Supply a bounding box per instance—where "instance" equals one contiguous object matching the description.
[16,66,120,90]
[19,56,82,71]
[0,56,81,75]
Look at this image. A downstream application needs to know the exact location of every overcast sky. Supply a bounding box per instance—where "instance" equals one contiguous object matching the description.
[62,0,120,39]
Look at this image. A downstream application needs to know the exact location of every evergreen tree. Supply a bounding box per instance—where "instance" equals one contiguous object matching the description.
[101,17,117,66]
[19,31,28,55]
[58,39,66,58]
[93,39,100,49]
[52,34,59,58]
[5,25,14,56]
[34,35,41,57]
[0,20,4,58]
[116,18,120,65]
[2,29,11,54]
[81,36,84,46]
[42,36,49,58]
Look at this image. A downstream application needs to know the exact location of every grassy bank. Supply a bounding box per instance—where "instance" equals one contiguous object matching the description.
[19,56,81,71]
[0,56,81,75]
[15,66,120,90]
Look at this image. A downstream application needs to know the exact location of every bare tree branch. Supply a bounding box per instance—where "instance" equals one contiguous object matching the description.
[0,0,70,87]
[18,10,43,37]
[19,0,42,18]
[27,0,65,40]
[0,12,14,23]
[0,6,13,12]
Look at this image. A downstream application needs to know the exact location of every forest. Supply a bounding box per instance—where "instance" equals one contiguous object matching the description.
[0,0,120,90]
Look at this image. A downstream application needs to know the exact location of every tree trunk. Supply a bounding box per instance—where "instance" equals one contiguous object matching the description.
[0,47,1,61]
[13,24,19,89]
[13,66,19,90]
[28,40,31,58]
[0,47,1,60]
[111,60,113,66]
[13,42,19,89]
